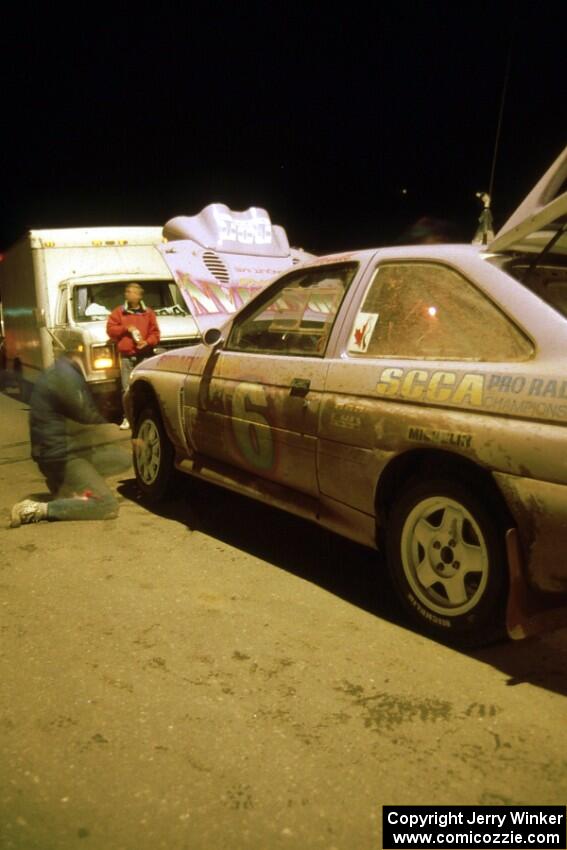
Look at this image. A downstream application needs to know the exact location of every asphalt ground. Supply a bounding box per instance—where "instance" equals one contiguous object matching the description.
[1,385,566,850]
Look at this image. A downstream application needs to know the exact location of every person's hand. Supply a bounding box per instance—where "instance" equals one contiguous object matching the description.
[136,340,148,349]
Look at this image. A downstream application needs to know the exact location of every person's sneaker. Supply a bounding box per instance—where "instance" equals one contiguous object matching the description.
[10,500,48,528]
[119,417,130,430]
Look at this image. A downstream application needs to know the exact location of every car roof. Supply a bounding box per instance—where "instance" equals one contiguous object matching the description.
[301,244,481,265]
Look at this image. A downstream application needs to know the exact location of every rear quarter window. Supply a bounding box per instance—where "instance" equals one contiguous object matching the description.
[348,262,533,361]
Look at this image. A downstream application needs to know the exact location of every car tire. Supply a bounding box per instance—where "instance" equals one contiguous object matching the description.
[385,478,509,647]
[133,405,179,502]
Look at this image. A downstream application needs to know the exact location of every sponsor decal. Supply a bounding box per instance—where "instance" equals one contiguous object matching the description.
[484,396,567,420]
[231,382,275,471]
[157,352,195,370]
[348,312,378,353]
[407,593,451,627]
[483,373,567,420]
[376,366,567,420]
[376,368,484,407]
[214,209,272,246]
[330,401,365,430]
[488,374,567,399]
[176,272,265,316]
[234,268,282,277]
[407,427,473,449]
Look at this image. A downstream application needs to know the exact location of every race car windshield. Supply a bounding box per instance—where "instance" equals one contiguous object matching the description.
[227,263,358,357]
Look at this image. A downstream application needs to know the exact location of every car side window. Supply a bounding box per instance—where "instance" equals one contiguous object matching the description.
[348,262,533,360]
[227,263,358,356]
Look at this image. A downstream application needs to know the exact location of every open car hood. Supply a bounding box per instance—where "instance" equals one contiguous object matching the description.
[488,145,567,256]
[158,204,308,333]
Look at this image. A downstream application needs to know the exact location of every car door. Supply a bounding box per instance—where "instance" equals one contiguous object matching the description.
[184,263,358,496]
[318,259,534,514]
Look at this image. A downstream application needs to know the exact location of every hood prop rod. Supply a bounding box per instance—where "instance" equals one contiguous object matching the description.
[522,218,567,282]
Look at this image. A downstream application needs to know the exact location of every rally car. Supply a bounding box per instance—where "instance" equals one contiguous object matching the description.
[126,145,567,647]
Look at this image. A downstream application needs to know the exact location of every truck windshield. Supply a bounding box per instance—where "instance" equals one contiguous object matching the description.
[72,281,188,322]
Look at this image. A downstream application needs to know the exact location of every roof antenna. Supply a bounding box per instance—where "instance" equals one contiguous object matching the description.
[473,26,515,245]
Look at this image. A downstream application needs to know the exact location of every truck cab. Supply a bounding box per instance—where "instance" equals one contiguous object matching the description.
[0,207,308,420]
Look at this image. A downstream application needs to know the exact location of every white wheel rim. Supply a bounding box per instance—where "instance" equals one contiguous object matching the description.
[136,419,162,486]
[400,496,489,617]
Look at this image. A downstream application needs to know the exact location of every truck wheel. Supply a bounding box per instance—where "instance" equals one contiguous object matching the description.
[133,405,178,502]
[385,478,508,647]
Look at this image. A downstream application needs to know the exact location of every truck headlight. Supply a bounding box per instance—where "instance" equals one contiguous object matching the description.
[91,344,115,370]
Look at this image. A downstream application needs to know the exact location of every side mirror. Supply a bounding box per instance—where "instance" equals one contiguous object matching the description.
[203,327,223,348]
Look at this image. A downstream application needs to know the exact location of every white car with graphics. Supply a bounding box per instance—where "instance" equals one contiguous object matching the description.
[126,146,567,646]
[159,203,311,333]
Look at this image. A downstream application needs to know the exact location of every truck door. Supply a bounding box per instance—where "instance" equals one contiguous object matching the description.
[49,283,78,360]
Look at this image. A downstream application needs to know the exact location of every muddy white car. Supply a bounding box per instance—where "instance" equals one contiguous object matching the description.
[126,146,567,646]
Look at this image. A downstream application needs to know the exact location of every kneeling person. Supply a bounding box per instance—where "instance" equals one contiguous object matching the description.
[10,353,128,527]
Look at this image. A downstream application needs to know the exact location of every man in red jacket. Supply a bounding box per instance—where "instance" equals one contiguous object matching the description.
[107,283,160,429]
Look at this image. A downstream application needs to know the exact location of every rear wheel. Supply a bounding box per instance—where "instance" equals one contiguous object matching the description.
[386,478,509,647]
[133,405,178,502]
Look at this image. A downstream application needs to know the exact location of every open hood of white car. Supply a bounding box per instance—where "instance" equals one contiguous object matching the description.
[488,144,567,256]
[158,203,304,333]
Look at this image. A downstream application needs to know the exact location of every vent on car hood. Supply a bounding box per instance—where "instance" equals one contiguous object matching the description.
[202,250,230,283]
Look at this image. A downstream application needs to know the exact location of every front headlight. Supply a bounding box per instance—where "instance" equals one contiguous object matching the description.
[91,344,115,370]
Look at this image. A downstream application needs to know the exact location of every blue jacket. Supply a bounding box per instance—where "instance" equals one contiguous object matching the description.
[29,357,107,462]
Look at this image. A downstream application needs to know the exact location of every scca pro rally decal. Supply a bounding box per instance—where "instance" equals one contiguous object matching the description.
[375,367,567,421]
[376,368,484,407]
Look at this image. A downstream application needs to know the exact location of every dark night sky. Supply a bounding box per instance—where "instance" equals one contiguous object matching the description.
[1,1,565,254]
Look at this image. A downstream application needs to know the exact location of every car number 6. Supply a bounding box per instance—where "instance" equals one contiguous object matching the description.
[232,382,275,470]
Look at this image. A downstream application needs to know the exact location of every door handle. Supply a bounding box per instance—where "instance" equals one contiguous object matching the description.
[290,378,311,397]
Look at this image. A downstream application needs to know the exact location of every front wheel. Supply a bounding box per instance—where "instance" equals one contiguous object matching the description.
[386,478,509,647]
[133,405,178,502]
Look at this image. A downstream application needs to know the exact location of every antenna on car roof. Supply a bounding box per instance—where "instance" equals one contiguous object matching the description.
[473,26,515,245]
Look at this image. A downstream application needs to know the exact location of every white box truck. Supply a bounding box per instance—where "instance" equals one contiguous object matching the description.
[0,207,309,420]
[0,227,201,420]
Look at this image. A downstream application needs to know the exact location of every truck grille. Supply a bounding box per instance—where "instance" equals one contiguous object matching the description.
[202,250,230,283]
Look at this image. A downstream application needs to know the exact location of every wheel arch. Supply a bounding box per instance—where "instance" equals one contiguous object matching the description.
[130,380,181,502]
[374,448,515,545]
[129,379,163,425]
